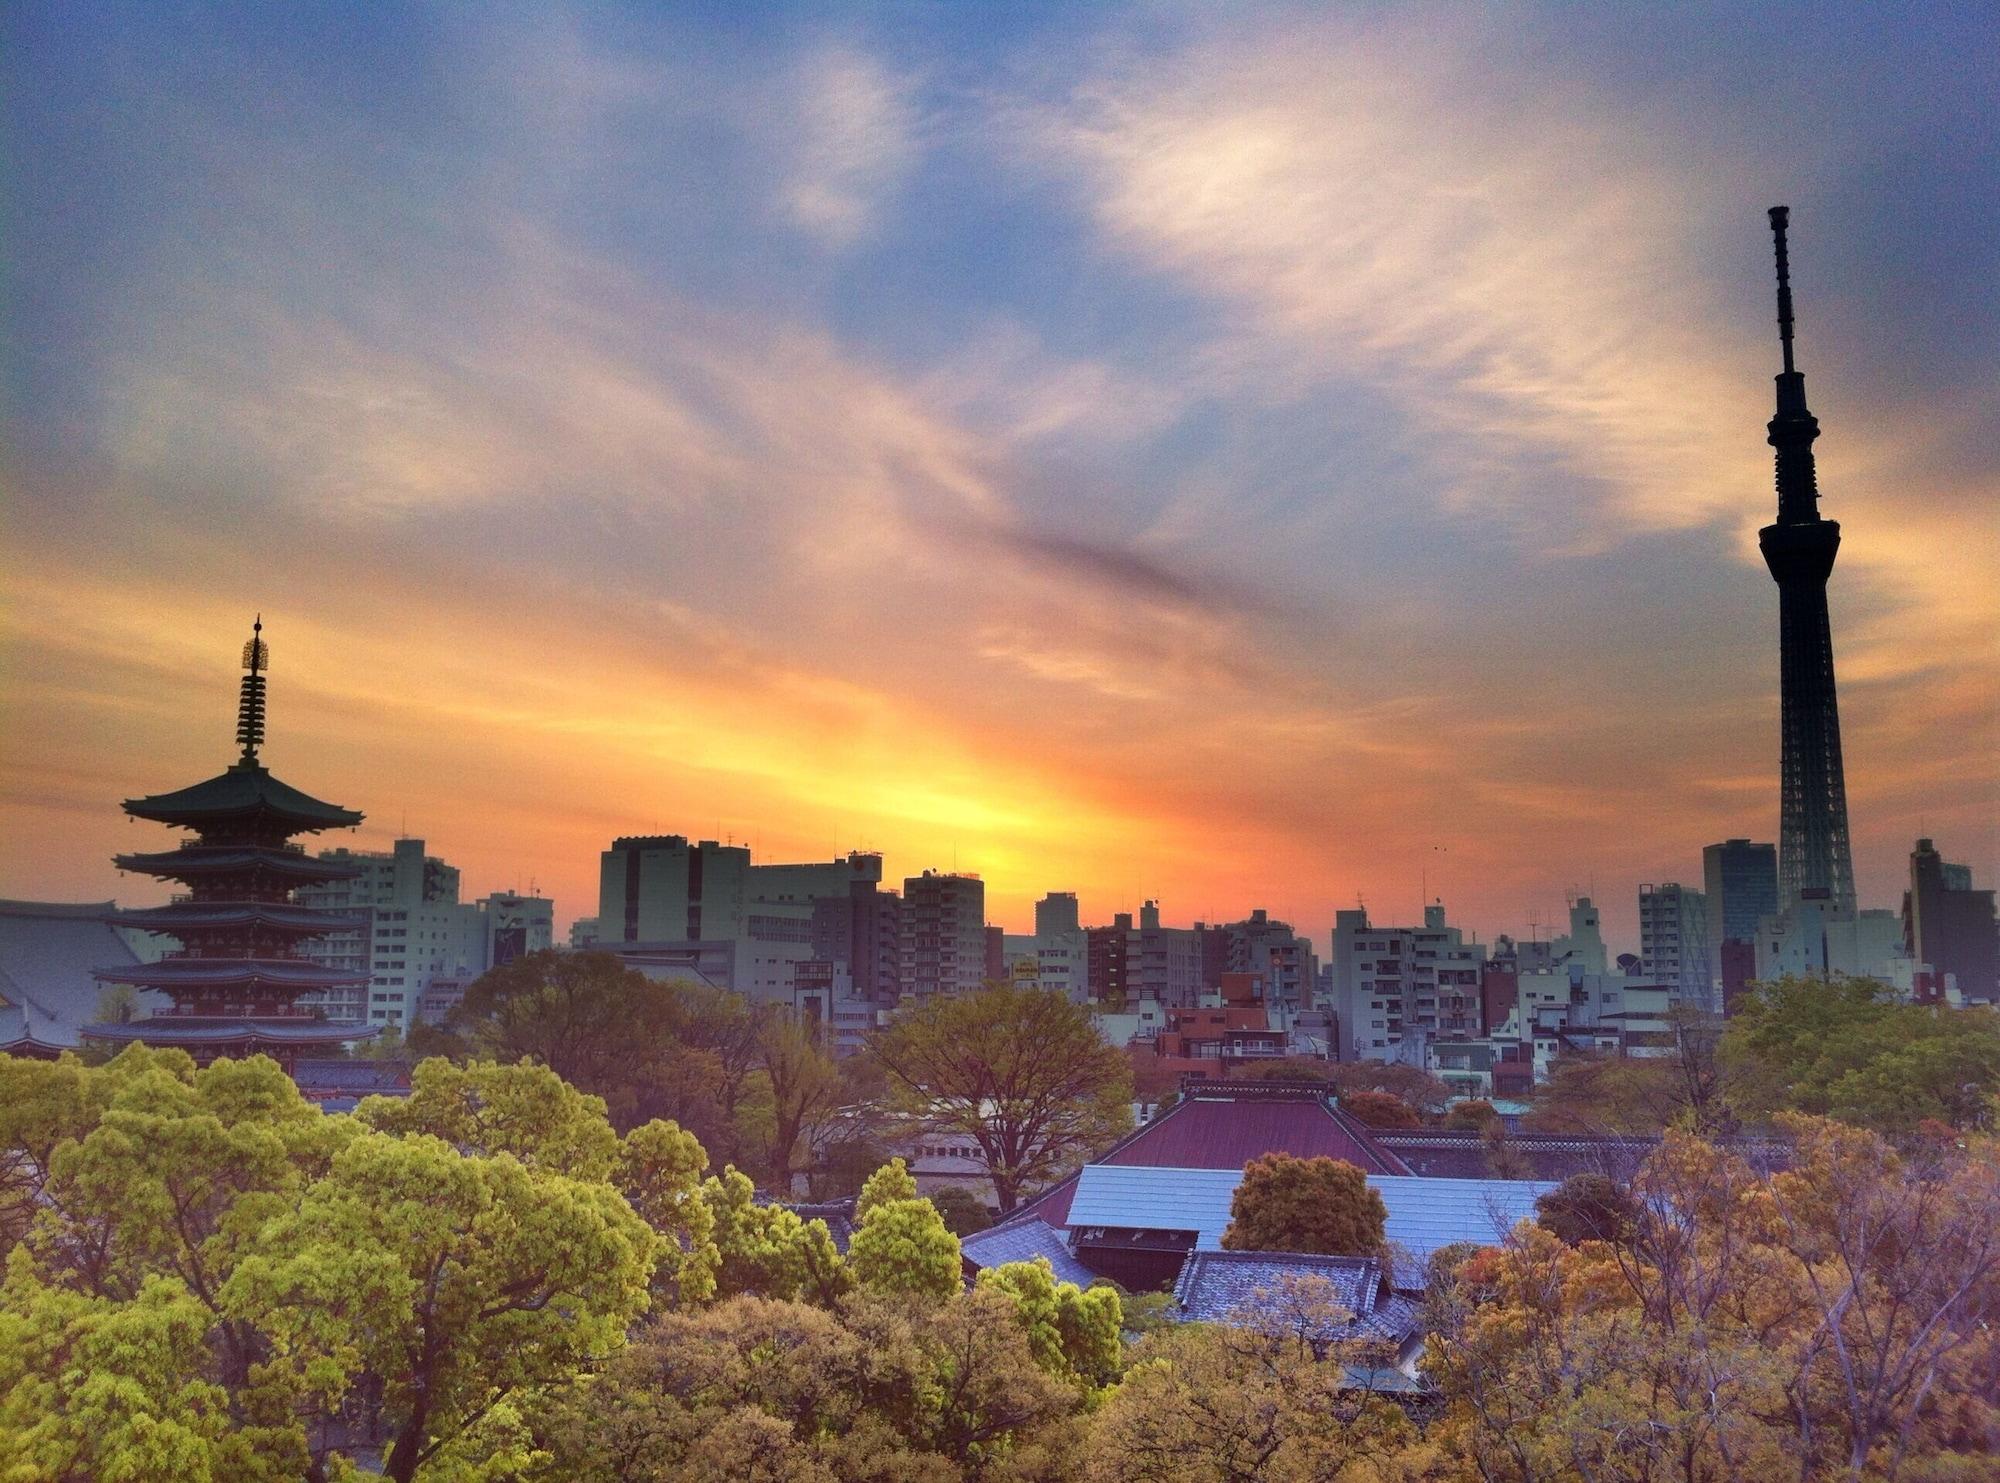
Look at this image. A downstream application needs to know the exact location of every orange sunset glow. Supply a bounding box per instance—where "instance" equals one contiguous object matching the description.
[3,5,1994,954]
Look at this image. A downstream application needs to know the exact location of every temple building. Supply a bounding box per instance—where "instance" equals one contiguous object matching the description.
[84,620,374,1069]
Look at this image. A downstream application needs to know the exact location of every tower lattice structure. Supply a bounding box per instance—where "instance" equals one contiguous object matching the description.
[1757,207,1856,916]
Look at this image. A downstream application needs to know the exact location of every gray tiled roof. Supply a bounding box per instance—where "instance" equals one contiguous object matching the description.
[0,900,155,1051]
[1063,1163,1556,1268]
[1068,1166,1240,1246]
[960,1217,1097,1288]
[1175,1249,1380,1321]
[1172,1249,1424,1348]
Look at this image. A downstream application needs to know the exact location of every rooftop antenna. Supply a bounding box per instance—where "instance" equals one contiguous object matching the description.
[235,615,268,765]
[1770,205,1796,376]
[1766,204,1824,524]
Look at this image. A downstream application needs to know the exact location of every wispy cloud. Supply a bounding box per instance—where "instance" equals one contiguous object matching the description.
[778,44,921,246]
[2,3,1993,944]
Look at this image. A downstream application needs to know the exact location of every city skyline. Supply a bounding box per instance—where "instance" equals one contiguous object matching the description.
[5,4,1995,949]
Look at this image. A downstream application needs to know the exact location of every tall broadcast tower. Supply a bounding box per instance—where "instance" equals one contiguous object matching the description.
[1758,206,1856,915]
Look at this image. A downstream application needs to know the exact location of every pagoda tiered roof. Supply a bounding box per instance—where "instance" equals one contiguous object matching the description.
[108,903,368,934]
[84,619,381,1072]
[83,1018,366,1048]
[114,845,362,885]
[94,958,367,992]
[124,762,362,832]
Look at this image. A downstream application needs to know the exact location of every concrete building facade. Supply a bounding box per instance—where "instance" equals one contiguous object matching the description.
[1638,882,1711,1008]
[1332,903,1482,1063]
[1703,840,1778,1008]
[1904,838,1998,1004]
[899,870,986,998]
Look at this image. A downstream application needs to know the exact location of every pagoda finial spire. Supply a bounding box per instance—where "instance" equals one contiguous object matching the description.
[236,615,269,765]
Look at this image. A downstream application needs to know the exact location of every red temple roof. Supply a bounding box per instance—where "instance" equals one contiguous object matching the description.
[1012,1081,1410,1229]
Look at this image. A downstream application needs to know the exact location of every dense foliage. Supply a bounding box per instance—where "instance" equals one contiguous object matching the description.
[1530,977,2000,1139]
[1221,1153,1389,1258]
[870,983,1134,1212]
[5,1004,1997,1482]
[1725,975,2000,1132]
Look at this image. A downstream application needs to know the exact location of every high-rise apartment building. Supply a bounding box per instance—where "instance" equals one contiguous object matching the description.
[899,870,985,997]
[1904,838,1999,1004]
[1087,913,1133,1005]
[810,879,902,1002]
[295,839,461,1025]
[1703,839,1777,1009]
[1639,882,1711,1008]
[477,892,555,970]
[1213,910,1315,1015]
[597,836,882,1000]
[1331,902,1482,1061]
[1033,892,1087,1001]
[294,839,553,1029]
[599,836,750,945]
[1132,900,1206,1007]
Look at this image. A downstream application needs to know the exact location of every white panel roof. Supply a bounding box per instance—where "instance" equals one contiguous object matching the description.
[1065,1163,1557,1258]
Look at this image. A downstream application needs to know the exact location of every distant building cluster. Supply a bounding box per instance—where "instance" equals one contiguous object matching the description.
[0,210,1994,1091]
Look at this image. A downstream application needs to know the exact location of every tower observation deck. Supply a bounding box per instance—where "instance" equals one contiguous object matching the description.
[1757,207,1856,915]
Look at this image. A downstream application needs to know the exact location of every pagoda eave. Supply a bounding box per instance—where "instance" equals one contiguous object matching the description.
[80,1019,372,1045]
[114,848,363,885]
[94,960,369,991]
[108,904,369,934]
[123,762,363,833]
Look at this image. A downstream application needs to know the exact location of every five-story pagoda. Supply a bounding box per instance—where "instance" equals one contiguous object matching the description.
[86,620,374,1070]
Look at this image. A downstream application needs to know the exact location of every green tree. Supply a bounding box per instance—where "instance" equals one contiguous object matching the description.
[847,1197,962,1303]
[0,1047,664,1482]
[615,1118,719,1305]
[930,1184,993,1236]
[0,1051,120,1252]
[90,983,142,1025]
[976,1258,1124,1391]
[1221,1154,1388,1258]
[438,951,762,1160]
[869,983,1133,1213]
[701,1167,852,1305]
[358,1055,620,1177]
[754,1013,844,1192]
[0,1269,284,1482]
[539,1289,1082,1481]
[854,1156,919,1220]
[224,1128,656,1482]
[1725,975,2000,1133]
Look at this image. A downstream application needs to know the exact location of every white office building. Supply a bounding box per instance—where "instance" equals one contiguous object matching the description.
[1639,882,1711,1008]
[295,839,552,1029]
[596,834,886,1001]
[1332,902,1483,1063]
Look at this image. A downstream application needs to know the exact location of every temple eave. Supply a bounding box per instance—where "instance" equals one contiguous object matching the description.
[80,1019,374,1045]
[107,905,369,934]
[93,961,369,990]
[114,848,364,883]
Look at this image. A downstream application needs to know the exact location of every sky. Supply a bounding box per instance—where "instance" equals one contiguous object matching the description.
[2,1,1995,953]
